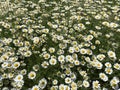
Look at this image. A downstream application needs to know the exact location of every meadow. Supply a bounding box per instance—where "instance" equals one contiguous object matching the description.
[0,0,120,90]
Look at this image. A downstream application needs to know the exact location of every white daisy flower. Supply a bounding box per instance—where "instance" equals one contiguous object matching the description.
[33,37,40,44]
[92,80,100,89]
[28,71,36,79]
[114,63,120,70]
[38,78,47,89]
[32,85,39,90]
[49,58,57,65]
[80,48,87,54]
[99,73,108,82]
[58,55,65,63]
[83,80,90,88]
[105,68,113,75]
[12,62,20,69]
[65,77,72,84]
[107,51,116,59]
[105,62,112,68]
[14,74,23,82]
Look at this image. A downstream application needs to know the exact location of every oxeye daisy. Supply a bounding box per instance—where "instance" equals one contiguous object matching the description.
[71,82,77,89]
[1,62,8,68]
[24,51,32,57]
[52,79,58,85]
[41,61,49,68]
[80,48,86,54]
[49,47,55,53]
[113,63,120,70]
[32,85,39,90]
[58,55,65,63]
[43,53,50,59]
[110,77,119,89]
[28,71,36,79]
[33,37,40,44]
[105,68,113,75]
[83,80,90,88]
[68,47,74,53]
[105,62,112,68]
[38,78,47,89]
[14,74,23,82]
[8,73,14,79]
[20,69,27,75]
[65,77,72,84]
[99,73,108,82]
[59,84,65,90]
[107,51,116,59]
[92,80,100,89]
[12,62,20,69]
[49,58,57,65]
[33,65,39,71]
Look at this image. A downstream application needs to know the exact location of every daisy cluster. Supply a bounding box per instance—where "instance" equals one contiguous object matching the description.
[0,0,120,90]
